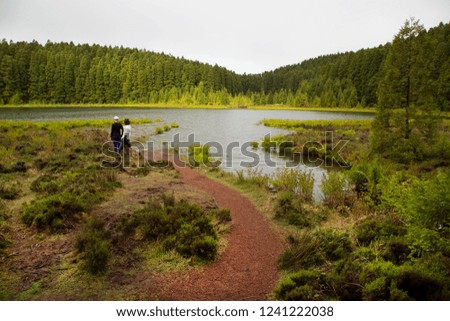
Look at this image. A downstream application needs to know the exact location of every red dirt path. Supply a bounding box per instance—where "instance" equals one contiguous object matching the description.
[151,152,285,300]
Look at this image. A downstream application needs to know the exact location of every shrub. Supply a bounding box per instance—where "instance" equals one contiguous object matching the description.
[0,179,21,200]
[21,192,88,231]
[360,260,449,300]
[275,191,310,227]
[9,161,27,173]
[191,236,218,261]
[261,137,276,151]
[188,144,212,167]
[381,238,411,265]
[162,192,175,207]
[170,122,179,128]
[163,124,171,132]
[320,171,348,207]
[356,215,406,246]
[318,229,353,261]
[297,169,314,202]
[403,169,450,230]
[129,198,218,261]
[75,217,111,275]
[348,160,384,206]
[155,127,164,135]
[362,277,390,300]
[250,141,259,149]
[275,191,294,218]
[279,231,323,270]
[278,141,294,156]
[275,270,327,300]
[244,167,269,187]
[212,208,232,223]
[271,168,297,193]
[30,174,59,195]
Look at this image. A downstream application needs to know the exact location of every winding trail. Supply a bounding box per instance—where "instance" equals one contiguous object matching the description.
[151,152,285,300]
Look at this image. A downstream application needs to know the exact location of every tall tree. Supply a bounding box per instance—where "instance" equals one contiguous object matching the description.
[373,18,440,161]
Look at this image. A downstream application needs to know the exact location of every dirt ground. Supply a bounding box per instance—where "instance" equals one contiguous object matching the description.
[152,152,285,300]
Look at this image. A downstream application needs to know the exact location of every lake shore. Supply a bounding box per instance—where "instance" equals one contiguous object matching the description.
[0,103,376,114]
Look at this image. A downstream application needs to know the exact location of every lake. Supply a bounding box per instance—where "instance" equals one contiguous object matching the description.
[0,107,373,200]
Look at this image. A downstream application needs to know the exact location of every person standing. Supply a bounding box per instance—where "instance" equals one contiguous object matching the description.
[111,116,123,153]
[120,118,131,152]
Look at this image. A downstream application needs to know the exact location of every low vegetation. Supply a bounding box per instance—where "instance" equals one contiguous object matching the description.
[226,111,450,300]
[119,194,224,262]
[0,118,233,300]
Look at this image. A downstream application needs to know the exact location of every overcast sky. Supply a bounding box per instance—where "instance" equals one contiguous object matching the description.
[0,0,448,74]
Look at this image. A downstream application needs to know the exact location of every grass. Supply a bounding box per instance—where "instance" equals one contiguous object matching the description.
[202,114,450,300]
[0,118,154,131]
[259,118,374,130]
[0,119,229,300]
[140,243,193,273]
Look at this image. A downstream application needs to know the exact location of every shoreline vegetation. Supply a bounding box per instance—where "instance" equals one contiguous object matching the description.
[195,113,450,300]
[0,118,155,128]
[0,103,376,113]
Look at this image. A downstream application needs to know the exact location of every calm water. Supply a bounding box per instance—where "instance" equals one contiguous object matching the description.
[0,107,373,200]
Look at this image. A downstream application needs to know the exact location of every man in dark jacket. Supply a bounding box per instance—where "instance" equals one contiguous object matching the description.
[111,116,123,153]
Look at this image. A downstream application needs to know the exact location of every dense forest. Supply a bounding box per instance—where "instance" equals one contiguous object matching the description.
[0,21,448,109]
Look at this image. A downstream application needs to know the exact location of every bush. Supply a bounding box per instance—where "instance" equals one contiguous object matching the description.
[250,141,259,149]
[356,215,406,246]
[0,179,21,200]
[403,169,450,230]
[261,137,276,151]
[75,217,111,275]
[129,198,218,261]
[275,191,310,227]
[381,238,411,265]
[188,144,219,167]
[21,192,88,231]
[170,122,179,128]
[360,261,449,300]
[155,127,164,135]
[279,231,323,270]
[30,174,59,194]
[163,124,171,132]
[320,171,349,207]
[348,160,384,206]
[191,236,218,261]
[162,192,175,207]
[297,169,314,202]
[319,229,353,261]
[275,270,329,300]
[212,208,232,223]
[396,268,448,300]
[362,276,390,300]
[271,168,298,193]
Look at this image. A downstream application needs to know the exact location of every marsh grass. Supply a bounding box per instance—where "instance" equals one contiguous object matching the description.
[259,119,373,131]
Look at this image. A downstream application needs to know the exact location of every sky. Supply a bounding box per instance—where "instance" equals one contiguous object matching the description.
[0,0,449,74]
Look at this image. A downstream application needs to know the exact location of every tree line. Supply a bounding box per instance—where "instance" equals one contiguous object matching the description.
[0,21,448,109]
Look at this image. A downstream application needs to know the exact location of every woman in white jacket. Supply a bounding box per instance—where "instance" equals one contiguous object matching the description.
[120,118,131,151]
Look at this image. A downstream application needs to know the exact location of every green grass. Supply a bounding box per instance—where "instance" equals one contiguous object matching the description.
[0,118,153,131]
[259,118,374,130]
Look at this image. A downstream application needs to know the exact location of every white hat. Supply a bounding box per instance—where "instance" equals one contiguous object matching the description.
[113,116,119,120]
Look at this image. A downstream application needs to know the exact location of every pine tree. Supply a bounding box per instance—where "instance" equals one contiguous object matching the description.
[373,18,440,162]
